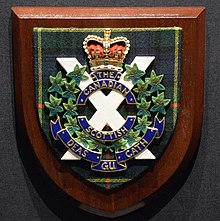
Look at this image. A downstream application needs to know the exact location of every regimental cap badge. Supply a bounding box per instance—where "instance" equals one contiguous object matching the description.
[83,28,130,70]
[44,28,173,173]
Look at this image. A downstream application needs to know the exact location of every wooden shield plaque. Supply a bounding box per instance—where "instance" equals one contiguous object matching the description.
[12,7,205,217]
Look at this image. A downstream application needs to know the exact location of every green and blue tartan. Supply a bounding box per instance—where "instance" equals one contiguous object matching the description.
[34,27,181,190]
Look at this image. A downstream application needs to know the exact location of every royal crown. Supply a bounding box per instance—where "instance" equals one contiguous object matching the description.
[83,29,130,70]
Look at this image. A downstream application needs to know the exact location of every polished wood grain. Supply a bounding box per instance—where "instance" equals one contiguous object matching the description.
[12,7,205,216]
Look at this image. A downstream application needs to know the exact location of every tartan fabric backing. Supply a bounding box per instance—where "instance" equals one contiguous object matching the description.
[34,27,182,190]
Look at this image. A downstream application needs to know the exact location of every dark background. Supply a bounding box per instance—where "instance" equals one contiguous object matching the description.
[0,1,219,221]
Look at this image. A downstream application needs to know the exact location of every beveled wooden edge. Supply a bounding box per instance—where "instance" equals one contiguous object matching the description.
[12,7,205,216]
[12,6,205,19]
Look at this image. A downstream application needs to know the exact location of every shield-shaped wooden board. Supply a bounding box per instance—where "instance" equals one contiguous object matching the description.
[12,7,205,217]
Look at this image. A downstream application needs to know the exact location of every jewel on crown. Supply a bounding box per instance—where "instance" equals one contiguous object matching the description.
[83,28,130,71]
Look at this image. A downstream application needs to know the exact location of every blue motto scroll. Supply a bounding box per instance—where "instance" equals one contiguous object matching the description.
[50,117,165,172]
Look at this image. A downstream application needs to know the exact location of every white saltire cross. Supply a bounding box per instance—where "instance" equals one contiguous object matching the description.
[57,56,154,131]
[57,56,156,160]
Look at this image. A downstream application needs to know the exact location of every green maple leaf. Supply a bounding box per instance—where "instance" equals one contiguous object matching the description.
[62,81,80,100]
[133,81,151,100]
[87,139,106,152]
[63,98,78,118]
[48,71,66,95]
[150,92,170,115]
[134,116,152,133]
[67,64,88,85]
[44,94,64,117]
[145,70,165,93]
[124,129,140,146]
[102,146,115,153]
[110,138,128,152]
[136,98,151,117]
[124,63,145,85]
[75,131,91,147]
[64,116,80,135]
